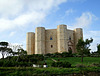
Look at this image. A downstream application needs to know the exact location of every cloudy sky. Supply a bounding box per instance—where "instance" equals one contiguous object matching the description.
[0,0,100,53]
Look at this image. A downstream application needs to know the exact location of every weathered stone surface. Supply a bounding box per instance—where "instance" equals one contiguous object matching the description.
[26,25,83,54]
[26,32,35,55]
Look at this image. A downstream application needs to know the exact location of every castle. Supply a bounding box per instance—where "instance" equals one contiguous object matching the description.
[26,24,83,55]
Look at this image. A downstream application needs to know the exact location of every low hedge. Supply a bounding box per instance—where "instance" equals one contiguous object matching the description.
[0,67,100,76]
[51,61,71,68]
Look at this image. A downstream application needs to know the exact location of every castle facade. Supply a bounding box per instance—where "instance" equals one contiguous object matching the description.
[26,24,83,55]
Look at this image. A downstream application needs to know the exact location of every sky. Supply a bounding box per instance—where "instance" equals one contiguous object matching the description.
[0,0,100,54]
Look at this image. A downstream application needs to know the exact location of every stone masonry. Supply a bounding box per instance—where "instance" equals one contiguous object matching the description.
[26,24,83,55]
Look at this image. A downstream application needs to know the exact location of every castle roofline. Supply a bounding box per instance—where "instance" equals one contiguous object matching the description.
[36,27,45,28]
[46,29,56,30]
[27,32,34,34]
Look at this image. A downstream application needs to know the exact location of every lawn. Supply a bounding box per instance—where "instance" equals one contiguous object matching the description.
[45,57,100,67]
[0,57,100,75]
[0,67,100,76]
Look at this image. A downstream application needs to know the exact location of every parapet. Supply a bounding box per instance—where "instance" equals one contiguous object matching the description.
[36,27,45,29]
[57,24,67,28]
[75,28,82,30]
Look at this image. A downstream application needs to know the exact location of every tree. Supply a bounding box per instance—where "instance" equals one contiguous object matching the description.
[97,44,100,54]
[16,48,27,62]
[0,42,12,59]
[76,38,93,62]
[6,48,13,56]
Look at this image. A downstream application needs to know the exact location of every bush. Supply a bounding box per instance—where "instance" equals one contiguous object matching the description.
[76,64,86,68]
[53,52,62,58]
[52,61,71,68]
[90,63,100,67]
[2,61,17,67]
[0,60,4,67]
[44,52,74,58]
[62,52,73,57]
[45,53,53,57]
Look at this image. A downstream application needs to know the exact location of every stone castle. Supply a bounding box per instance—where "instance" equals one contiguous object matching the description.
[26,24,83,55]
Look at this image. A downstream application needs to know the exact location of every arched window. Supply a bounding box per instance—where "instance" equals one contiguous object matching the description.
[68,47,72,51]
[69,37,71,40]
[50,37,53,40]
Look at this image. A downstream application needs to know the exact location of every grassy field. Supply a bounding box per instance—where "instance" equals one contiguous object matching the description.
[0,67,100,76]
[45,57,100,67]
[0,57,100,75]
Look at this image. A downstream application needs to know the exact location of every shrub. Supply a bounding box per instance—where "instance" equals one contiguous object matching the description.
[62,52,69,57]
[45,53,52,57]
[52,61,71,68]
[76,64,86,68]
[62,52,73,57]
[2,61,17,67]
[90,63,100,67]
[68,50,72,54]
[0,60,4,67]
[53,52,62,58]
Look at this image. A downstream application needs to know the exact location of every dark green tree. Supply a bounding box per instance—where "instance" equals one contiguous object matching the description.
[84,38,93,55]
[97,44,100,54]
[0,42,12,59]
[16,48,27,61]
[76,38,93,62]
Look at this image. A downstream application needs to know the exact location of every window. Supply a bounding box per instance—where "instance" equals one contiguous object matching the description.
[51,45,53,48]
[50,37,53,40]
[69,37,71,40]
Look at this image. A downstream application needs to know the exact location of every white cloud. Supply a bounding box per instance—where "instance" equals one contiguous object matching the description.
[67,12,98,52]
[73,12,97,28]
[9,32,16,37]
[0,12,46,32]
[74,12,99,52]
[84,31,100,52]
[0,0,23,17]
[75,12,92,27]
[89,31,100,37]
[0,0,67,32]
[66,9,74,16]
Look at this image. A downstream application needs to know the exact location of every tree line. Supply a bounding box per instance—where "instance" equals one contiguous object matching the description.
[0,38,100,62]
[76,38,100,62]
[0,42,27,60]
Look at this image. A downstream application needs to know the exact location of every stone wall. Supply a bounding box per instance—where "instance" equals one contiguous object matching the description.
[45,29,57,53]
[57,25,68,53]
[35,27,45,54]
[26,32,35,55]
[67,29,75,53]
[74,28,83,52]
[26,25,83,54]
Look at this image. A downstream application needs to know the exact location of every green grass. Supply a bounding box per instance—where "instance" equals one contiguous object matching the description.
[45,57,100,67]
[0,67,100,76]
[0,57,100,75]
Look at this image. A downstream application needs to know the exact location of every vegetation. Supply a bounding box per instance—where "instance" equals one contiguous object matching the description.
[0,67,100,76]
[51,61,71,68]
[0,42,12,59]
[0,54,100,67]
[0,39,100,75]
[76,38,93,62]
[0,52,100,75]
[97,44,100,54]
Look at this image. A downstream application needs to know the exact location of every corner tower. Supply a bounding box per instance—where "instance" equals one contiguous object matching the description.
[74,28,83,52]
[57,25,68,53]
[35,27,45,54]
[26,32,35,54]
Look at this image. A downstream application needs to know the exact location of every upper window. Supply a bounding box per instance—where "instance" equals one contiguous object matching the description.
[50,37,53,40]
[69,37,71,40]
